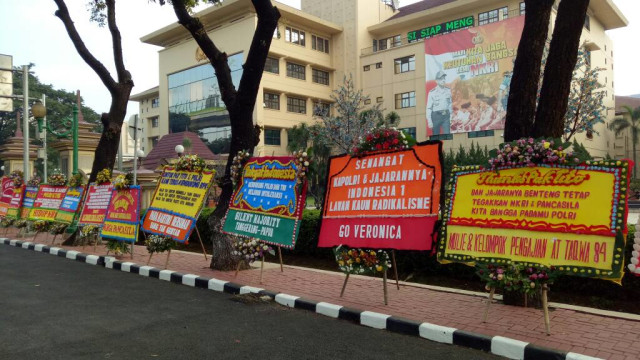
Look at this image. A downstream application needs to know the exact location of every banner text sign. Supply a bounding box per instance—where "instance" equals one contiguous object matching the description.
[0,177,13,216]
[318,142,443,250]
[29,185,68,221]
[78,184,113,226]
[55,186,86,223]
[438,163,631,282]
[7,185,25,219]
[21,186,39,219]
[101,186,141,243]
[142,168,214,242]
[222,157,307,249]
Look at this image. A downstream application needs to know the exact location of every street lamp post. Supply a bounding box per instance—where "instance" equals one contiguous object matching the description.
[33,102,79,176]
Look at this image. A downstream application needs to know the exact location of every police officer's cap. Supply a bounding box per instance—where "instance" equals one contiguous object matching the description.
[435,71,447,79]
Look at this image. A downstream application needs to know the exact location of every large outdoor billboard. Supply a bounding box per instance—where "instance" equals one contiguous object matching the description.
[425,17,524,135]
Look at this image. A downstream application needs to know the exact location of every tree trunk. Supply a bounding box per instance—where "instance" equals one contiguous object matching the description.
[533,0,590,138]
[89,87,132,182]
[503,0,554,142]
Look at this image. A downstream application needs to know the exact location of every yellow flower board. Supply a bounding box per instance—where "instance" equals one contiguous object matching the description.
[437,162,631,283]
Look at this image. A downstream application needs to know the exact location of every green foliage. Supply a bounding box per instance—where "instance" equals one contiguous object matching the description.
[207,135,231,154]
[0,66,101,178]
[443,142,490,183]
[610,106,640,178]
[287,124,331,209]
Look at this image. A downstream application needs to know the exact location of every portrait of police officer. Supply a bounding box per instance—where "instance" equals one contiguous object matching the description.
[427,71,453,135]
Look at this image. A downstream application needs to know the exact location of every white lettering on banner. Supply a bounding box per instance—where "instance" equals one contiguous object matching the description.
[171,216,190,230]
[353,224,402,239]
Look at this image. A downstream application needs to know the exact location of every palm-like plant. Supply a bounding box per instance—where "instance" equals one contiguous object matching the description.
[609,105,640,178]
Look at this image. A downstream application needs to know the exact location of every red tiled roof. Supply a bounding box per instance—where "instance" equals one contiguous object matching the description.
[615,96,640,114]
[141,131,219,170]
[387,0,456,21]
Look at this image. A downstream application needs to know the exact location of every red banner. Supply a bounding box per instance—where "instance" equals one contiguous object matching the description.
[0,177,13,216]
[318,143,443,250]
[78,184,114,225]
[7,185,24,219]
[101,186,141,243]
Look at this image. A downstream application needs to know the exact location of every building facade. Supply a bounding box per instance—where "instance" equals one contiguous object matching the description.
[129,86,160,154]
[137,0,626,158]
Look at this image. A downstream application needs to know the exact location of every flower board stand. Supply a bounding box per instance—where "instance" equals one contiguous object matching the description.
[483,285,551,335]
[339,270,389,305]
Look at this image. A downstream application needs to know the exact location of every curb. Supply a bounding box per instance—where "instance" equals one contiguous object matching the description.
[1,238,601,360]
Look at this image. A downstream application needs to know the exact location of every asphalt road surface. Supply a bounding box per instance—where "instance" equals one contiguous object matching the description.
[0,245,500,359]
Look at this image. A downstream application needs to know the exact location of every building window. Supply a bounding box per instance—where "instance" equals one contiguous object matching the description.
[363,65,371,72]
[584,15,591,31]
[312,68,329,85]
[265,57,279,74]
[400,127,416,139]
[468,130,495,138]
[264,92,280,110]
[376,62,382,69]
[287,96,306,114]
[151,117,159,128]
[286,62,306,80]
[394,55,415,74]
[478,8,504,25]
[520,2,525,15]
[395,91,416,109]
[376,35,401,51]
[150,136,159,147]
[311,35,329,54]
[264,128,281,146]
[500,6,509,20]
[585,50,591,67]
[364,99,371,105]
[151,98,159,108]
[430,133,453,141]
[285,27,305,46]
[376,97,383,103]
[313,101,330,117]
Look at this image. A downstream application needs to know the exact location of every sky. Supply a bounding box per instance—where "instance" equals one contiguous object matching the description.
[0,0,638,122]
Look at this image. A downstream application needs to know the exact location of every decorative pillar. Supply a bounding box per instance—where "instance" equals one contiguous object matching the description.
[50,91,101,179]
[0,111,39,176]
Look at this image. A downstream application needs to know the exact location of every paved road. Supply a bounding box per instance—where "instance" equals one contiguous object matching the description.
[0,245,499,359]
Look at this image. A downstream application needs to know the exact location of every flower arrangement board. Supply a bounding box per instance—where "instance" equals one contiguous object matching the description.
[438,161,632,283]
[6,185,25,219]
[318,142,443,250]
[142,168,215,243]
[28,185,68,222]
[78,183,114,226]
[100,186,141,243]
[54,186,86,224]
[20,186,39,219]
[0,177,14,217]
[222,156,308,249]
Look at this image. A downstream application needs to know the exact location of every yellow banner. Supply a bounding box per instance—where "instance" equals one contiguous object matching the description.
[445,225,619,274]
[450,167,616,234]
[438,163,630,282]
[149,169,214,219]
[102,222,137,241]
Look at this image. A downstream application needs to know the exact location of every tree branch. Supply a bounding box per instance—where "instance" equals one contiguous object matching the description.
[236,0,280,109]
[106,0,127,84]
[171,0,237,106]
[53,0,118,94]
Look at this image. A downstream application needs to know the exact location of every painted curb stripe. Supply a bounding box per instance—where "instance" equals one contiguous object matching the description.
[293,298,317,312]
[387,317,421,336]
[360,311,390,330]
[492,336,528,360]
[453,330,492,352]
[338,307,361,323]
[524,344,567,360]
[0,239,596,360]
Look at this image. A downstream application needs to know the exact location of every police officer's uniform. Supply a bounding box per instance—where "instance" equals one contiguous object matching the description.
[428,71,452,135]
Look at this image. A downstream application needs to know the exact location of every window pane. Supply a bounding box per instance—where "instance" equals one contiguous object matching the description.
[265,129,281,145]
[287,96,306,114]
[264,92,279,110]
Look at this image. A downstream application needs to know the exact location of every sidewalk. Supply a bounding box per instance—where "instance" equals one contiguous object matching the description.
[4,232,640,360]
